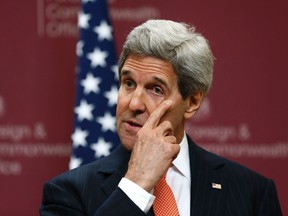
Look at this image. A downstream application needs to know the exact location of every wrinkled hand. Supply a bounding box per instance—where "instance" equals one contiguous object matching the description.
[124,100,180,192]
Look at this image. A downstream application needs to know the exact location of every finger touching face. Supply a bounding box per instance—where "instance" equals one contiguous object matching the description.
[143,100,172,129]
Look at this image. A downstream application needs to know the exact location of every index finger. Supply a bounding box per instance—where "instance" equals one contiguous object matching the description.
[144,100,172,129]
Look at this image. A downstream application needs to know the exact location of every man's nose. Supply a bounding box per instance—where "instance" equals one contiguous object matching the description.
[128,88,146,113]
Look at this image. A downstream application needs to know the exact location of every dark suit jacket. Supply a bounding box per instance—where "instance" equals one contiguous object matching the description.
[40,136,282,215]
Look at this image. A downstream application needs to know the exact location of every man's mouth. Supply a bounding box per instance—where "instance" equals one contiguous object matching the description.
[126,120,143,128]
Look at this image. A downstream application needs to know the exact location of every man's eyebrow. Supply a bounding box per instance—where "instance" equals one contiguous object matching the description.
[120,69,169,88]
[119,69,131,78]
[153,76,169,88]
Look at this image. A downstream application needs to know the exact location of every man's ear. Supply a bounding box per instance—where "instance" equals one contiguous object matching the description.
[184,92,204,119]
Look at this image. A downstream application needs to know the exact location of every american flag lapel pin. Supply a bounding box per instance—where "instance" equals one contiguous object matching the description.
[212,183,222,190]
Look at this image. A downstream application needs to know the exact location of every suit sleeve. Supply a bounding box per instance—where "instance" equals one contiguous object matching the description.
[258,179,282,216]
[94,188,147,216]
[40,180,146,216]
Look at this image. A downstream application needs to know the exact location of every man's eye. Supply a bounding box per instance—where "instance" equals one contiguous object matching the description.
[153,86,163,95]
[124,80,134,88]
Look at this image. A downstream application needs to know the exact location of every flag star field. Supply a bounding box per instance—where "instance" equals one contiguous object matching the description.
[70,0,120,169]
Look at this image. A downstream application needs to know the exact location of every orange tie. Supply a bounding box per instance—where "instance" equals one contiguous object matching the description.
[153,174,180,216]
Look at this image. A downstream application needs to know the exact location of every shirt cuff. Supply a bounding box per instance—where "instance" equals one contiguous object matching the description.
[118,177,155,213]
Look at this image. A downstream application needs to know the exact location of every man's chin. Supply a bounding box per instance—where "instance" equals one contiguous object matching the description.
[120,137,136,151]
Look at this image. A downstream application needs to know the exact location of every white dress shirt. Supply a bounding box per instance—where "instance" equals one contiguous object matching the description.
[118,134,191,216]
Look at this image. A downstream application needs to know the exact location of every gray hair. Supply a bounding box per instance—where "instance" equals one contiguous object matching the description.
[118,19,214,99]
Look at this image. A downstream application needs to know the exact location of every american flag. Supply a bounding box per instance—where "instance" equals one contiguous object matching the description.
[70,0,120,169]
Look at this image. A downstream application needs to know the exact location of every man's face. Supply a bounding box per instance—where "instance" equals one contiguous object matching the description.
[116,55,195,150]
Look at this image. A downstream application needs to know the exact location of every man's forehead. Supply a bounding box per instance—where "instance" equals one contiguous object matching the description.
[121,56,176,77]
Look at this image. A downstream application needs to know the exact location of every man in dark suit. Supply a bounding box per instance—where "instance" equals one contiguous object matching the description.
[40,19,282,215]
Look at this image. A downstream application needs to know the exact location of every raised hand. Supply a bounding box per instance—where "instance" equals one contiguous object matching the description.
[124,100,180,192]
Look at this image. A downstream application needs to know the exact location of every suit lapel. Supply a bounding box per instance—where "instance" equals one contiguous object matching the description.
[188,136,227,216]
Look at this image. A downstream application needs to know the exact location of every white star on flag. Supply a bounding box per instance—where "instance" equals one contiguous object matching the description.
[96,112,116,132]
[104,86,118,107]
[74,99,94,121]
[111,65,119,80]
[91,138,112,158]
[78,11,91,29]
[71,128,89,147]
[82,0,95,3]
[69,156,83,170]
[81,72,101,94]
[87,47,108,68]
[94,20,113,41]
[76,40,84,57]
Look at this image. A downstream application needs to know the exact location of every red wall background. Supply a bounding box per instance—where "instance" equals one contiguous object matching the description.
[0,0,287,215]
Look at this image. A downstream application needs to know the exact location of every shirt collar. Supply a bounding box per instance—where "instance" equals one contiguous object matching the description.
[172,134,191,182]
